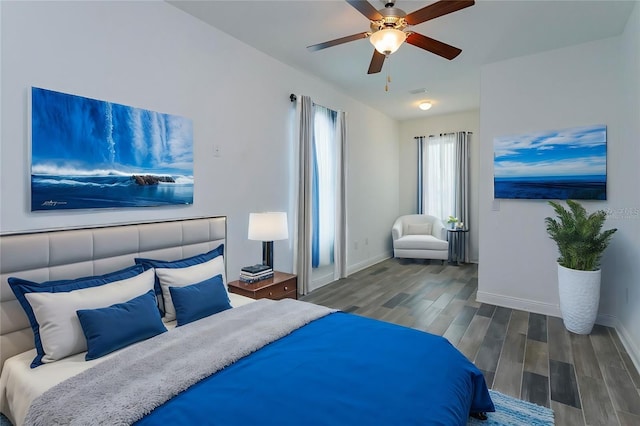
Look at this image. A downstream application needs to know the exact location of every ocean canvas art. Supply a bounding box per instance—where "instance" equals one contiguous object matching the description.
[31,87,193,211]
[493,125,607,200]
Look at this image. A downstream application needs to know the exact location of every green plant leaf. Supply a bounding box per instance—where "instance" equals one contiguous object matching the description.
[544,199,617,271]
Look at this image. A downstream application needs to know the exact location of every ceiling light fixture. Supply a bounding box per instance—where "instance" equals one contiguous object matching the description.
[419,101,432,111]
[369,28,407,55]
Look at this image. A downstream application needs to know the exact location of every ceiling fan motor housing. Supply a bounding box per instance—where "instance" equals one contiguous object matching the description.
[370,6,407,32]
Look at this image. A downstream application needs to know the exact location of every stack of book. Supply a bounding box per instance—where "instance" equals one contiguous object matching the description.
[239,264,273,283]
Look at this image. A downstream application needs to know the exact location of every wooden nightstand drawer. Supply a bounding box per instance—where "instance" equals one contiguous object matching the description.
[228,271,297,301]
[254,281,295,299]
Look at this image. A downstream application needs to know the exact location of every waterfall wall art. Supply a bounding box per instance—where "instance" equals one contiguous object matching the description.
[30,87,193,211]
[493,124,607,200]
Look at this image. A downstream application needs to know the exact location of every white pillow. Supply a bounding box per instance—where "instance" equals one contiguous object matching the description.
[407,223,433,236]
[155,255,226,322]
[24,268,155,363]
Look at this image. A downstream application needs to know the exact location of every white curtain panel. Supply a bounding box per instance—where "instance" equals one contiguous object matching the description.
[422,133,456,221]
[313,105,336,268]
[335,111,347,280]
[295,95,313,295]
[415,136,425,214]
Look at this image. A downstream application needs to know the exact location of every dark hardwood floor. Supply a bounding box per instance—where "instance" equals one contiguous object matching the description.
[301,258,640,426]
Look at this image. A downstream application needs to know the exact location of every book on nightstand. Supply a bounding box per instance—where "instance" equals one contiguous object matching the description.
[239,264,273,283]
[241,264,272,274]
[239,273,274,284]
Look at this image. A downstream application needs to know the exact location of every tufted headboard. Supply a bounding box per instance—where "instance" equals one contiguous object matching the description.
[0,216,226,373]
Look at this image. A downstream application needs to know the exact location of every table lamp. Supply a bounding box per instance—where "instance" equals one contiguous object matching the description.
[248,212,288,269]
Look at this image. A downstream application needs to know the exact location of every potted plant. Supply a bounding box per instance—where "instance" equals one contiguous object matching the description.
[545,200,617,334]
[447,215,458,229]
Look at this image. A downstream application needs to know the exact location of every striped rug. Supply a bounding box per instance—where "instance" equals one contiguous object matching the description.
[468,390,555,426]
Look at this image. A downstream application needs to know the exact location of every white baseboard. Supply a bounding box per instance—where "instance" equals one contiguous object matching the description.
[347,252,392,276]
[596,313,640,377]
[596,313,619,328]
[309,252,393,292]
[309,272,335,291]
[476,291,562,317]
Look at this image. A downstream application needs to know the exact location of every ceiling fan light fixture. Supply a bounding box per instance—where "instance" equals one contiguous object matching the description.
[369,28,407,55]
[419,101,432,111]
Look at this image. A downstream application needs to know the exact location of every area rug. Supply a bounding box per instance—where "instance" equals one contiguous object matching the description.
[467,390,555,426]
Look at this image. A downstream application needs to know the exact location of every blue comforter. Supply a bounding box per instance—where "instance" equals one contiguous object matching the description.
[136,312,494,426]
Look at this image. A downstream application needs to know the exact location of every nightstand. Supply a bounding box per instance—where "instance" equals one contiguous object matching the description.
[227,271,297,300]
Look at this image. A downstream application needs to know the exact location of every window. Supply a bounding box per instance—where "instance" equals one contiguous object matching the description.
[312,105,337,268]
[417,131,471,262]
[423,133,456,220]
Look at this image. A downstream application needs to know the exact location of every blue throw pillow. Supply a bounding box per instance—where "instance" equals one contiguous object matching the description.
[77,290,167,360]
[135,245,224,313]
[169,274,231,326]
[8,264,148,367]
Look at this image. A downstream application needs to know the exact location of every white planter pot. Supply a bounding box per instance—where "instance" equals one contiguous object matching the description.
[557,264,601,334]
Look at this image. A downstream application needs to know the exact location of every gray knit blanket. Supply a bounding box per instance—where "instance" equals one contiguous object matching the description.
[25,299,336,426]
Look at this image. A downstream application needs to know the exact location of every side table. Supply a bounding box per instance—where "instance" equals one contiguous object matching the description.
[447,228,468,265]
[227,271,297,300]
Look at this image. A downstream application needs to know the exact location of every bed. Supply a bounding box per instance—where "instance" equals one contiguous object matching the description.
[0,217,494,425]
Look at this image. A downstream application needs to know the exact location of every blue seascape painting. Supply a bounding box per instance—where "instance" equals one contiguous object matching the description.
[31,87,193,211]
[494,125,607,200]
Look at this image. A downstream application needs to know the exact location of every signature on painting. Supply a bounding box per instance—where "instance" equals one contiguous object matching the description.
[41,200,68,207]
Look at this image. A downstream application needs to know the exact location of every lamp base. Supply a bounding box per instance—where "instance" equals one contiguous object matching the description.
[262,241,274,269]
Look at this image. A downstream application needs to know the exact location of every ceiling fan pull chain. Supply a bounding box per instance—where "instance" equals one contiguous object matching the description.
[385,55,391,92]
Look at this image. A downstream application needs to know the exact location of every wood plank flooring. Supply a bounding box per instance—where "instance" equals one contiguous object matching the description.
[301,258,640,426]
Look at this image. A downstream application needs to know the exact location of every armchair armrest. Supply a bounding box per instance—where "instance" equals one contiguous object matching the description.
[392,218,403,241]
[432,220,447,241]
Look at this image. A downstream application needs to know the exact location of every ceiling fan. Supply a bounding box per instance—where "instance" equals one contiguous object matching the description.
[308,0,475,75]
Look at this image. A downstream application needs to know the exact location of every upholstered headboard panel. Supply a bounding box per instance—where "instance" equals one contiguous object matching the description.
[0,216,226,372]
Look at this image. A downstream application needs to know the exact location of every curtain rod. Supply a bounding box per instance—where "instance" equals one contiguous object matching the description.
[416,132,473,139]
[289,94,338,113]
[421,132,473,138]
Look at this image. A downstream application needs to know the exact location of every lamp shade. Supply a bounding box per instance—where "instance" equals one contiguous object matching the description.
[369,28,407,55]
[419,101,432,111]
[248,212,288,241]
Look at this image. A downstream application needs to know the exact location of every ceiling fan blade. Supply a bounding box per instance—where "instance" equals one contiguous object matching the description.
[405,0,474,26]
[346,0,383,21]
[307,32,369,51]
[406,32,462,60]
[367,50,386,74]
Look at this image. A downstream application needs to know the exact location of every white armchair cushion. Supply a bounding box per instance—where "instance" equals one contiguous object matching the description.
[394,235,448,251]
[406,223,432,236]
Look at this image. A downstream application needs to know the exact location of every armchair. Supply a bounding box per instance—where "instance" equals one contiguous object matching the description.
[392,214,449,261]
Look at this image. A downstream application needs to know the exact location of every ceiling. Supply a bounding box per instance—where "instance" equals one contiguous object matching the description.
[168,0,636,121]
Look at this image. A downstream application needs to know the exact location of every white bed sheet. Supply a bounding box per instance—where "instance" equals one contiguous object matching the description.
[0,293,256,426]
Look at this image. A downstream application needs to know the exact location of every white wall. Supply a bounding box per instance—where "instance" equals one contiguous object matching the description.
[615,1,640,368]
[479,7,639,367]
[399,110,480,262]
[347,112,400,273]
[0,1,399,285]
